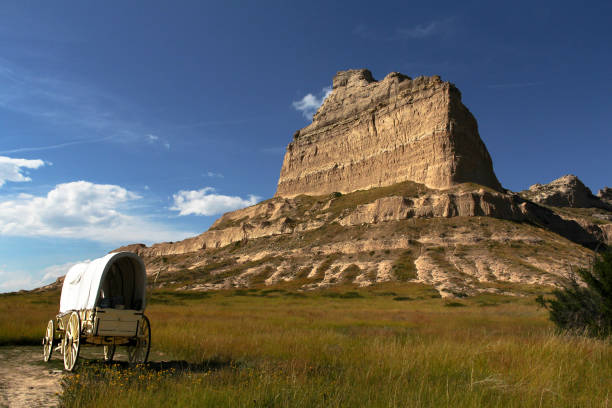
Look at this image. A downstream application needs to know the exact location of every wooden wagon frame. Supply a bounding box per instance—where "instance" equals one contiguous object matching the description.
[42,252,151,371]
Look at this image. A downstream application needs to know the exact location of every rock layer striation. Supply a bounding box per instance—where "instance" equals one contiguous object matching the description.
[275,69,502,197]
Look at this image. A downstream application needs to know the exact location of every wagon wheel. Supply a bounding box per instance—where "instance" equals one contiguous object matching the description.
[127,315,151,364]
[103,344,116,362]
[42,319,55,362]
[63,312,81,371]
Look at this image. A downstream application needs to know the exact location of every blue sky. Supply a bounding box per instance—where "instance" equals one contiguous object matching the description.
[1,1,611,292]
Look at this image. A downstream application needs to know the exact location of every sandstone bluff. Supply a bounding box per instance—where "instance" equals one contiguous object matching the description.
[276,69,502,197]
[92,70,611,298]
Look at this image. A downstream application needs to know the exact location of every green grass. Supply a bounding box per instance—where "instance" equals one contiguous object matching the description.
[2,285,611,407]
[391,250,418,281]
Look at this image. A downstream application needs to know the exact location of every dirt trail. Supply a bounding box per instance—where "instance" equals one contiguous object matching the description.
[0,346,64,408]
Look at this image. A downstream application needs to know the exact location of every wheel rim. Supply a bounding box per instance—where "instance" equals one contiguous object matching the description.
[128,315,151,364]
[43,320,54,362]
[63,312,80,371]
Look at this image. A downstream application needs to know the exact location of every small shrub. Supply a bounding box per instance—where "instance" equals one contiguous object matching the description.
[250,266,275,285]
[339,291,363,299]
[322,291,363,299]
[374,292,396,297]
[392,251,417,281]
[444,302,466,307]
[536,248,612,337]
[295,267,312,279]
[341,265,361,283]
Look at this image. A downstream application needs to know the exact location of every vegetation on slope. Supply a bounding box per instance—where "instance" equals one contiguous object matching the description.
[537,248,612,336]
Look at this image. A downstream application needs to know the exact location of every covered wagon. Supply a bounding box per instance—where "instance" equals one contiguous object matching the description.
[42,252,151,371]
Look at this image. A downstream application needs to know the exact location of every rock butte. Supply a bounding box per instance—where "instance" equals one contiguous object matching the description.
[39,69,611,298]
[275,69,502,197]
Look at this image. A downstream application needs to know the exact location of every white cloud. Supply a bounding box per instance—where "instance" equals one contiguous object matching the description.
[41,260,88,283]
[0,273,39,292]
[0,155,46,187]
[0,180,194,243]
[0,137,114,155]
[171,187,260,216]
[292,86,332,119]
[204,171,224,178]
[146,134,171,150]
[352,24,377,40]
[395,18,454,39]
[0,259,88,292]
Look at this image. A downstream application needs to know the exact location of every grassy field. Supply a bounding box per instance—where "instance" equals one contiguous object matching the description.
[1,284,611,407]
[0,290,60,346]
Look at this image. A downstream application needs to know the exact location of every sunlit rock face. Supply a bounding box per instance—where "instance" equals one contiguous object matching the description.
[520,174,612,210]
[275,69,502,198]
[97,70,611,298]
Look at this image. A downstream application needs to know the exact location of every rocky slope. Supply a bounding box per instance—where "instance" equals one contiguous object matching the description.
[117,180,610,298]
[275,70,501,197]
[597,187,612,206]
[519,175,611,210]
[133,182,609,259]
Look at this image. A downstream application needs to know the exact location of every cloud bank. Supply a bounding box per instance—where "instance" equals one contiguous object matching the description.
[0,259,89,293]
[0,180,194,243]
[0,156,46,187]
[292,86,332,119]
[171,187,259,216]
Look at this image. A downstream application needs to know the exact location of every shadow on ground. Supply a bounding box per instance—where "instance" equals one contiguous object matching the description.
[79,356,234,373]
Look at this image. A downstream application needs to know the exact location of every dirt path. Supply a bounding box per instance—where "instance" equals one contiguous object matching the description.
[0,346,168,407]
[0,346,64,408]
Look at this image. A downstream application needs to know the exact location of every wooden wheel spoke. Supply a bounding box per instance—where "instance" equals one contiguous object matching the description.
[63,312,80,371]
[43,319,55,362]
[128,315,151,364]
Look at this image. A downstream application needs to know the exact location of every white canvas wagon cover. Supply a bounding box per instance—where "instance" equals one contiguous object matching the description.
[59,252,147,313]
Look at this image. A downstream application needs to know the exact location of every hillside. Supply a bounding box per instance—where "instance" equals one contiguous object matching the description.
[98,70,610,297]
[117,179,609,298]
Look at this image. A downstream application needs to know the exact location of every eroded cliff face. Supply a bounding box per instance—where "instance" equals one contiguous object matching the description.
[275,69,502,197]
[115,180,610,298]
[127,181,610,260]
[98,69,611,298]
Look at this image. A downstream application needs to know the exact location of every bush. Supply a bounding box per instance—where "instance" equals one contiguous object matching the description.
[536,248,612,337]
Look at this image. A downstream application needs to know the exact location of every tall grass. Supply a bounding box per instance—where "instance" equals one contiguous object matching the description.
[0,290,59,345]
[3,285,611,407]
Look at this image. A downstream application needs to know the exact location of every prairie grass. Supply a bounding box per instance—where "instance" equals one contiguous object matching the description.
[0,290,60,345]
[2,284,611,407]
